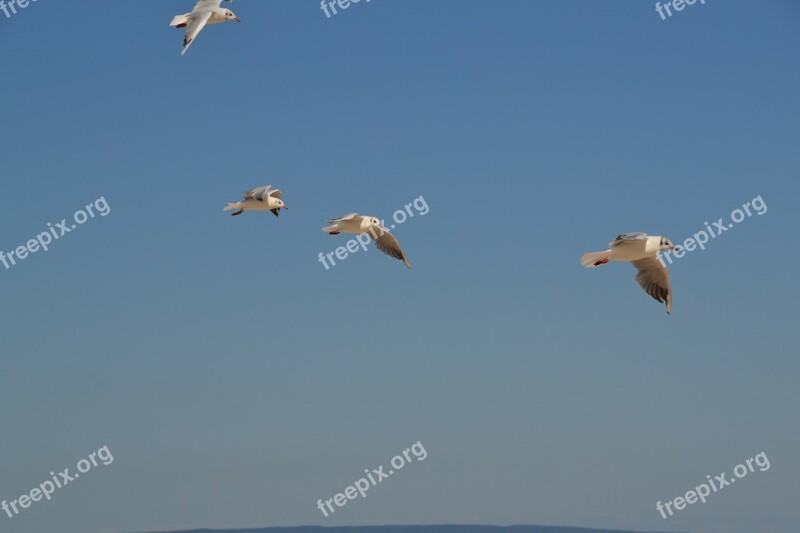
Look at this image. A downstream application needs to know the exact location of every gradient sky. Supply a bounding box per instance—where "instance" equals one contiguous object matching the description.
[1,1,799,532]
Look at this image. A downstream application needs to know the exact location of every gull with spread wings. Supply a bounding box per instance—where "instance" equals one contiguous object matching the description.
[323,214,412,269]
[581,232,680,314]
[170,0,240,56]
[224,186,287,218]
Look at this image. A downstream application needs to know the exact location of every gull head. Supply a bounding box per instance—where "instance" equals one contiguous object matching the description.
[660,236,680,252]
[225,10,241,22]
[274,199,287,210]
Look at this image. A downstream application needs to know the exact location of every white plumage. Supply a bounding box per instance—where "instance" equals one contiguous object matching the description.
[224,185,287,218]
[170,0,240,56]
[323,213,412,269]
[581,232,678,314]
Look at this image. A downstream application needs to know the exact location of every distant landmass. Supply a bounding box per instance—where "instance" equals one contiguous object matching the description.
[145,526,676,533]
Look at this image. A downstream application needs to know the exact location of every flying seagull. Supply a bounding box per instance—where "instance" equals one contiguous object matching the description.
[323,213,412,269]
[224,186,287,217]
[170,0,240,56]
[581,232,679,314]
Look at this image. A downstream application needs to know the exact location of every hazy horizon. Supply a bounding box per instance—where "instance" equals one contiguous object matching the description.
[1,1,798,533]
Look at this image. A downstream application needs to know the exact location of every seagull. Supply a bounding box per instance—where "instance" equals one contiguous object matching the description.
[581,232,679,314]
[170,0,240,56]
[323,213,412,269]
[224,186,287,217]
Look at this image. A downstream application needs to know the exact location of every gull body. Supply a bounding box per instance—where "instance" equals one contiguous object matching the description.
[581,232,678,314]
[225,185,287,218]
[170,0,241,56]
[323,214,381,236]
[323,213,412,269]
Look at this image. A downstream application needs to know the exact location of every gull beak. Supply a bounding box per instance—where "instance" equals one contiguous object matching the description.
[283,205,288,210]
[234,17,241,22]
[672,245,681,251]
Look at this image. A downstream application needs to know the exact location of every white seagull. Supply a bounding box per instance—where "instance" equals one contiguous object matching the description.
[224,186,287,218]
[323,213,412,269]
[581,232,679,314]
[170,0,240,56]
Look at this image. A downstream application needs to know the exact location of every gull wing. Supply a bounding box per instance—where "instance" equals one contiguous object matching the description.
[243,186,272,202]
[369,228,412,269]
[192,0,230,10]
[631,256,672,315]
[610,232,649,248]
[181,9,214,55]
[328,213,360,224]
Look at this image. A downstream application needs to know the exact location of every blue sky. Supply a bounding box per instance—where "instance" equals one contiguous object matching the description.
[1,1,799,532]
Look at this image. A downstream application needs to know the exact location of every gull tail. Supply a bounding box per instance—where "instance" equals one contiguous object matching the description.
[581,250,611,268]
[224,203,241,211]
[322,225,340,235]
[170,14,190,27]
